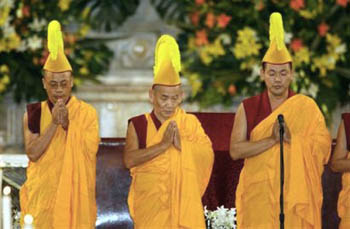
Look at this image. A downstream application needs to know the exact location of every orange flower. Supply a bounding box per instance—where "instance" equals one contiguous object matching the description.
[190,12,200,26]
[196,0,205,5]
[291,38,303,52]
[290,0,305,11]
[228,84,237,96]
[217,14,231,28]
[255,0,265,11]
[33,57,39,66]
[205,13,216,28]
[318,22,329,37]
[64,34,76,45]
[337,0,348,7]
[195,30,209,46]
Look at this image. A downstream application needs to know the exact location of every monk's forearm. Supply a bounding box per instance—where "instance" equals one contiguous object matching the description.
[230,137,277,160]
[27,123,58,162]
[330,159,350,173]
[124,142,168,169]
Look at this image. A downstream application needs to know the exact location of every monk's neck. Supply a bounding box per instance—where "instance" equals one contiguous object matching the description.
[153,110,166,124]
[267,90,289,111]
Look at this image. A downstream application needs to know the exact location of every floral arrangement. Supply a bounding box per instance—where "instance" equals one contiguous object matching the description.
[204,206,237,229]
[0,0,113,102]
[157,0,350,121]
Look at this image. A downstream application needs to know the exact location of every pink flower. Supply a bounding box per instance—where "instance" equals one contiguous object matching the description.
[205,13,216,28]
[195,30,209,46]
[337,0,348,7]
[291,38,304,52]
[195,0,205,5]
[318,22,329,37]
[290,0,305,11]
[217,14,231,28]
[190,12,200,26]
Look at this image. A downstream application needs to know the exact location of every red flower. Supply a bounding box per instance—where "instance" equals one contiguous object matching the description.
[195,30,209,46]
[217,14,231,28]
[190,12,200,26]
[290,0,305,11]
[22,5,31,17]
[291,38,304,52]
[336,0,348,7]
[205,13,216,28]
[318,22,329,37]
[40,50,49,66]
[195,0,205,5]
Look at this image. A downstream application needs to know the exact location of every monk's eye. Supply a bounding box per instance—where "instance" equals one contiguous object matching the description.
[50,83,58,88]
[268,72,275,77]
[280,71,287,76]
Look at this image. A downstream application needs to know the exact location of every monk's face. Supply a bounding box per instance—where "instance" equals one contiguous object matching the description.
[42,71,73,104]
[149,85,183,121]
[261,63,293,97]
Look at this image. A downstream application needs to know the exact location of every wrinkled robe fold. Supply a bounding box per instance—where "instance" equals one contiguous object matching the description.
[236,94,331,229]
[128,108,214,229]
[20,96,100,229]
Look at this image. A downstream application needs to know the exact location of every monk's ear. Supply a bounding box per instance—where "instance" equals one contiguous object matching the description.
[290,69,294,81]
[70,75,74,88]
[260,69,265,81]
[149,88,154,103]
[42,76,47,90]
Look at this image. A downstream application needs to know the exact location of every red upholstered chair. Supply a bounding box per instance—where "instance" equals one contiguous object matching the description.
[95,114,341,229]
[189,112,242,210]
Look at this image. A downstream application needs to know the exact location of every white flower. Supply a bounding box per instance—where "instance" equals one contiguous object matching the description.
[204,206,237,229]
[218,34,231,45]
[284,32,293,44]
[27,35,43,51]
[29,18,47,32]
[308,83,319,98]
[0,0,14,8]
[335,44,347,54]
[16,40,27,52]
[247,64,260,83]
[2,19,15,37]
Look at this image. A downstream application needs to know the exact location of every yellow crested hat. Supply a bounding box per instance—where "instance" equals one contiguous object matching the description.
[153,35,181,87]
[262,12,292,64]
[43,20,72,72]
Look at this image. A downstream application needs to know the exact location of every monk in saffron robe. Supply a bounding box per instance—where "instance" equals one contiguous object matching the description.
[20,20,99,228]
[230,13,331,228]
[331,113,350,229]
[124,35,214,229]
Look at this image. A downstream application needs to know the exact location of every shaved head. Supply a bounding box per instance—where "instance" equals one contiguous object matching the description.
[149,85,183,122]
[42,71,73,104]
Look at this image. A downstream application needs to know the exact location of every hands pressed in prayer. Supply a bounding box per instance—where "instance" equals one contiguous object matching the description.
[162,121,175,149]
[161,121,181,151]
[52,100,62,125]
[52,99,69,130]
[272,119,291,144]
[58,100,69,130]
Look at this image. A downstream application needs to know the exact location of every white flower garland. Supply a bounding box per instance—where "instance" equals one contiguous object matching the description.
[204,205,237,229]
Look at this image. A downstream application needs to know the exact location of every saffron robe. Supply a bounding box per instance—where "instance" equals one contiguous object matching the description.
[20,96,100,228]
[128,107,214,229]
[236,94,331,229]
